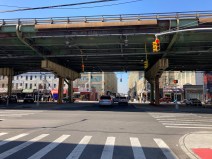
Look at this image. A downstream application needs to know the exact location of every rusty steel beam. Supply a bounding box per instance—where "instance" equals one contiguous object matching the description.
[199,17,212,23]
[35,20,157,30]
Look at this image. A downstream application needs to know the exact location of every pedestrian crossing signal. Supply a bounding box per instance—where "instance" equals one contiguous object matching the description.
[144,60,149,69]
[173,80,178,84]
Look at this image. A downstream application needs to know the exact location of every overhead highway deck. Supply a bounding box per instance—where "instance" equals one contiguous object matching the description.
[0,11,212,74]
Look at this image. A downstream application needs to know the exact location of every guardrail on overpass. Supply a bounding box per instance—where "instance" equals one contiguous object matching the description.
[0,10,212,25]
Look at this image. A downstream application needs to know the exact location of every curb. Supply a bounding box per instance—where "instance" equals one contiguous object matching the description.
[179,133,200,159]
[179,131,212,159]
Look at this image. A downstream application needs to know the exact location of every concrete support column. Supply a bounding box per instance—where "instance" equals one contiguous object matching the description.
[150,82,154,104]
[68,80,73,103]
[7,75,13,96]
[155,77,160,105]
[58,77,64,104]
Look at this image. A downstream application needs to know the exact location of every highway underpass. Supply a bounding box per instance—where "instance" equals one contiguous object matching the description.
[0,11,212,104]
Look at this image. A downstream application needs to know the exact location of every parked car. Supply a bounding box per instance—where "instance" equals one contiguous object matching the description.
[23,96,34,103]
[0,96,7,104]
[181,99,189,104]
[205,99,212,104]
[99,95,113,106]
[186,98,202,106]
[8,95,18,103]
[159,97,172,103]
[118,96,128,105]
[113,97,120,103]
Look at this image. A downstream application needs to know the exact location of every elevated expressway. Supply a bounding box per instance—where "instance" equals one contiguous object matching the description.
[0,11,212,104]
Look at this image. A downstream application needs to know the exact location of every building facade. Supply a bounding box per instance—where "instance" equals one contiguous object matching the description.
[0,72,117,99]
[128,71,205,102]
[128,71,148,101]
[74,72,117,97]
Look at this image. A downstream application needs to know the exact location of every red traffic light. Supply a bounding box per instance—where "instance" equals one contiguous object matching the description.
[155,38,160,44]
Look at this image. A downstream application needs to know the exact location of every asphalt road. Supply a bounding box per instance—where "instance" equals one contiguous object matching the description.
[0,102,212,159]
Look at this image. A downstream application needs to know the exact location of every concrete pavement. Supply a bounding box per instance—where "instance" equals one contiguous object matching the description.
[1,102,212,158]
[180,131,212,159]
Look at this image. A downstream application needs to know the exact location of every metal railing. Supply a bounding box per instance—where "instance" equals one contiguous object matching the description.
[0,11,212,25]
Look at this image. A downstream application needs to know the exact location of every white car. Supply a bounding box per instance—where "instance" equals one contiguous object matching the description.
[99,95,113,106]
[118,96,129,105]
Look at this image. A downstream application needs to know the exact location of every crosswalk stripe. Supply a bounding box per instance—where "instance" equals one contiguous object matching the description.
[0,134,49,159]
[28,135,70,159]
[0,133,7,137]
[163,123,212,126]
[165,126,212,129]
[66,136,92,159]
[130,137,146,159]
[0,133,28,147]
[154,138,178,159]
[100,137,115,159]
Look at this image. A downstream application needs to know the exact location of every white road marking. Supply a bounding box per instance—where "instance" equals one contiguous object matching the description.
[165,126,212,129]
[100,137,115,159]
[130,137,146,159]
[66,136,92,159]
[0,133,7,137]
[156,119,212,122]
[154,138,178,159]
[28,134,70,159]
[0,134,49,159]
[0,133,28,147]
[163,123,212,126]
[0,113,34,117]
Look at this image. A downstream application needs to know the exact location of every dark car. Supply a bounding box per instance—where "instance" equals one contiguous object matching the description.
[0,96,7,104]
[23,96,34,103]
[8,95,18,103]
[118,96,129,105]
[186,98,202,106]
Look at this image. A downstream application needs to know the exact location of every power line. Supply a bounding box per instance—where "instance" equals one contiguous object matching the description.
[0,0,142,10]
[53,0,143,10]
[0,0,120,13]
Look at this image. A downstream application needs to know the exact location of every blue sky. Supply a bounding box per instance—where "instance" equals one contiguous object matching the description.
[0,0,210,94]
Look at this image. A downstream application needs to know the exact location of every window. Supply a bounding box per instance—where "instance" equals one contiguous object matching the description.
[17,76,19,80]
[40,75,42,80]
[25,83,28,89]
[49,76,51,79]
[2,84,4,88]
[54,84,57,88]
[35,76,37,79]
[34,84,37,87]
[16,83,18,89]
[21,76,23,78]
[30,76,32,80]
[26,76,28,80]
[20,83,22,86]
[30,84,32,89]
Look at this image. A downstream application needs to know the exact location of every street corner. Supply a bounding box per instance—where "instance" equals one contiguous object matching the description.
[179,131,212,159]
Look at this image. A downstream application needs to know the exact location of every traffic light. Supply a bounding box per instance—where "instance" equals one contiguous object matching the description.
[173,80,178,84]
[152,38,160,52]
[144,60,149,69]
[152,41,157,52]
[81,64,84,72]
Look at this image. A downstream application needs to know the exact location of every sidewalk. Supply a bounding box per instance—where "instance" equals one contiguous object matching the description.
[180,131,212,159]
[133,103,212,113]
